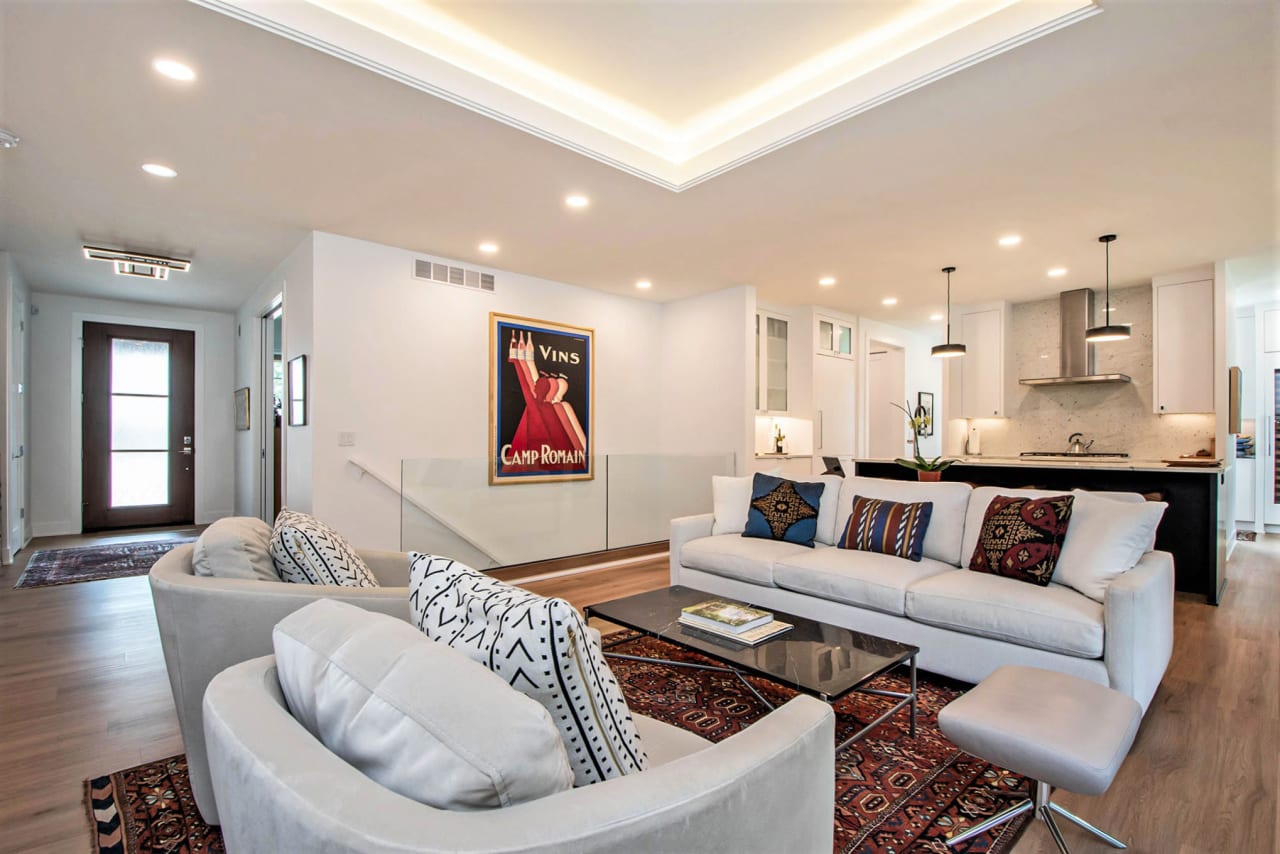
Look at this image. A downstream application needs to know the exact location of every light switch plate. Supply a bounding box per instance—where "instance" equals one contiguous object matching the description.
[337,432,356,447]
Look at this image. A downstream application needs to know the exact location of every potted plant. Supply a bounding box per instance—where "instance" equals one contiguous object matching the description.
[890,401,954,482]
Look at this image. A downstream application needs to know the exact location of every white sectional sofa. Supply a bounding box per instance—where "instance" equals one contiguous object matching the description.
[670,476,1174,712]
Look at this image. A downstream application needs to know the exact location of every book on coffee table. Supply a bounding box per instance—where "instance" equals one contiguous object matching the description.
[679,600,773,634]
[678,616,793,646]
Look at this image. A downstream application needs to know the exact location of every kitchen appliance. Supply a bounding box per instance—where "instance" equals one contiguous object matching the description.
[966,426,981,455]
[1067,432,1093,455]
[1019,289,1132,386]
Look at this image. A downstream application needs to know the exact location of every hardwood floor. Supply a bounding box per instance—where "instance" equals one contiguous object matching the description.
[0,534,1274,853]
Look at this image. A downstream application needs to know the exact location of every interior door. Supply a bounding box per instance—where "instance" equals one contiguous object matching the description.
[8,292,26,557]
[1267,360,1280,525]
[814,354,856,457]
[82,322,195,530]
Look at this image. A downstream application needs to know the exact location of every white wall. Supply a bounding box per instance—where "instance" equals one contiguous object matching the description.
[859,318,943,459]
[28,293,236,535]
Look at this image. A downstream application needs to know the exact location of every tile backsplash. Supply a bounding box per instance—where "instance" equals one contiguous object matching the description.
[949,284,1215,460]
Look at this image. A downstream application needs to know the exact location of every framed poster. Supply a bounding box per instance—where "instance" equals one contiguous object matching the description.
[288,355,307,426]
[234,387,250,431]
[916,391,935,438]
[490,313,593,485]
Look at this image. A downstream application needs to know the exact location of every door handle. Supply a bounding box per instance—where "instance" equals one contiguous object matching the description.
[180,448,193,455]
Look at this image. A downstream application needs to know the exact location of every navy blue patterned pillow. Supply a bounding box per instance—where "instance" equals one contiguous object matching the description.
[742,473,824,547]
[838,495,934,562]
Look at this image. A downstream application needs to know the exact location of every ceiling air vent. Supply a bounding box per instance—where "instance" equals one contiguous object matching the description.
[412,258,496,293]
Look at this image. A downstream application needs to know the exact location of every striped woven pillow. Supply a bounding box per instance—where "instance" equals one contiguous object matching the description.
[838,495,934,562]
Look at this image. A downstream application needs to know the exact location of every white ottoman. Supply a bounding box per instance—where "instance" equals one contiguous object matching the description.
[938,665,1142,853]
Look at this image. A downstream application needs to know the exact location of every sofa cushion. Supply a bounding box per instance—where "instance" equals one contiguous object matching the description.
[968,494,1075,586]
[193,516,278,581]
[409,554,646,787]
[270,510,379,587]
[774,549,954,616]
[682,534,816,586]
[905,570,1104,658]
[1056,492,1168,601]
[837,477,972,566]
[838,496,933,562]
[272,599,574,810]
[743,474,825,547]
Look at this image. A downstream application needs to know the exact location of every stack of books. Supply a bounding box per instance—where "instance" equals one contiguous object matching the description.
[678,600,793,646]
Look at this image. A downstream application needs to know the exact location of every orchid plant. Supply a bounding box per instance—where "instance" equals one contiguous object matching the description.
[890,400,954,473]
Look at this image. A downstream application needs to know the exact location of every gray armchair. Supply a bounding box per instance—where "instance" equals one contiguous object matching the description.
[204,655,837,853]
[149,543,411,824]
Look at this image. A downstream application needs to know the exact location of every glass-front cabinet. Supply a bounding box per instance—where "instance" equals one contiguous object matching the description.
[816,316,854,358]
[756,312,789,412]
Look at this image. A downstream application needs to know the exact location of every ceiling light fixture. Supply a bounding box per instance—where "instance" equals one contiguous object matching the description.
[818,277,836,286]
[83,245,191,280]
[998,234,1022,247]
[1047,266,1068,278]
[882,297,898,306]
[141,163,177,178]
[931,266,966,358]
[478,241,499,254]
[1085,234,1130,342]
[930,313,945,322]
[565,194,590,209]
[0,129,19,149]
[153,58,196,82]
[635,279,652,290]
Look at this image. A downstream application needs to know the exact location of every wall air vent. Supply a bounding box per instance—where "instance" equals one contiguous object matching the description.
[412,258,496,293]
[83,245,191,280]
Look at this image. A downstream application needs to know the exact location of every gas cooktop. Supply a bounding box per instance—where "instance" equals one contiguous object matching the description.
[1019,451,1130,458]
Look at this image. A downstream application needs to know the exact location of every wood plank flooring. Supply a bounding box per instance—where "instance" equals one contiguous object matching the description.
[0,533,1274,853]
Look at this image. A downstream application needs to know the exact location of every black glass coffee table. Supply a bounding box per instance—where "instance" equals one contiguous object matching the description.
[584,585,919,749]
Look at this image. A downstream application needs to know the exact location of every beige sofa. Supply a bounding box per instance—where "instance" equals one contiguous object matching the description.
[671,477,1174,712]
[149,542,411,824]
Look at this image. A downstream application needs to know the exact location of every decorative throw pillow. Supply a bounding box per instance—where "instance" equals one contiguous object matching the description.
[270,509,379,587]
[1055,491,1168,601]
[193,516,279,581]
[273,599,574,810]
[741,473,825,548]
[408,553,646,787]
[711,474,754,535]
[838,496,934,562]
[968,494,1074,586]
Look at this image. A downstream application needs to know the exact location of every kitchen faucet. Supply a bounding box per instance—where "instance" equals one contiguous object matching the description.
[1067,433,1094,455]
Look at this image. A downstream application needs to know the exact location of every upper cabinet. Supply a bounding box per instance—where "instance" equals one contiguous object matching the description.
[756,311,789,412]
[1153,278,1214,413]
[816,316,854,359]
[952,304,1008,418]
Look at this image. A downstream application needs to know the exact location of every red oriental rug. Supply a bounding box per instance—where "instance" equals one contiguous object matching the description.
[85,633,1028,853]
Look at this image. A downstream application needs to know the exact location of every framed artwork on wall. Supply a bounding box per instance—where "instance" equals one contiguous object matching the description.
[916,392,935,438]
[234,387,250,431]
[489,313,593,485]
[287,355,307,426]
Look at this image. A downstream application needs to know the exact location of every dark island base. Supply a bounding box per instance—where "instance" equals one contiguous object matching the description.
[854,461,1224,605]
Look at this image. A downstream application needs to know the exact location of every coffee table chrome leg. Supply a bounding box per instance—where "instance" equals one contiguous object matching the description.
[836,693,913,751]
[909,655,917,737]
[602,652,775,711]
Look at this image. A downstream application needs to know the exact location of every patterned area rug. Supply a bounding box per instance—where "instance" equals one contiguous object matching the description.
[85,633,1028,854]
[15,539,194,589]
[1236,530,1257,542]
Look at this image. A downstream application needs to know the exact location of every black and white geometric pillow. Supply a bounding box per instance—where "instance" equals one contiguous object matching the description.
[408,553,646,786]
[270,510,379,587]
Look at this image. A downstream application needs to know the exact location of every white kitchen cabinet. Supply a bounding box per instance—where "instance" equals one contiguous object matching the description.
[1153,279,1214,413]
[1235,458,1255,523]
[956,307,1006,418]
[756,312,789,412]
[813,354,857,458]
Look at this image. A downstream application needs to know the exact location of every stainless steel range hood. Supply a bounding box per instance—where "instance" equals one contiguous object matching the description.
[1019,288,1131,386]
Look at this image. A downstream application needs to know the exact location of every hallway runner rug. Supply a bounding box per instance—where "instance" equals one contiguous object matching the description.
[85,633,1029,854]
[15,539,195,589]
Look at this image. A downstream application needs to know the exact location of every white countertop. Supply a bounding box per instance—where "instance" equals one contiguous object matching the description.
[754,453,813,460]
[854,456,1224,474]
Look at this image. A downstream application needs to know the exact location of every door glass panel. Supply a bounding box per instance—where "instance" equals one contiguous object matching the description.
[111,397,169,449]
[838,325,852,355]
[110,339,169,395]
[766,317,788,411]
[819,320,834,351]
[111,452,168,507]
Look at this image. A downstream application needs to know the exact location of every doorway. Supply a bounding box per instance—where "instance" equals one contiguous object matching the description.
[7,291,27,560]
[261,306,284,523]
[866,342,907,460]
[82,323,195,530]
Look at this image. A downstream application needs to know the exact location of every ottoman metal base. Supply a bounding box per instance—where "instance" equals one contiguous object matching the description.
[946,781,1126,853]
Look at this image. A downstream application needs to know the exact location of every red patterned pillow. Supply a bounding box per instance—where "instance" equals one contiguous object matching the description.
[968,495,1074,586]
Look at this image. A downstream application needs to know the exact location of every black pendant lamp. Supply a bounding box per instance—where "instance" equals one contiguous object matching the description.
[931,266,966,358]
[1085,234,1131,342]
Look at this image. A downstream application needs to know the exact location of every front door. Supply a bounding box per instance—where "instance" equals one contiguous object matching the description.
[82,322,195,530]
[8,292,26,558]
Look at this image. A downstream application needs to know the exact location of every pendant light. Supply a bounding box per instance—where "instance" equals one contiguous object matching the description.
[1084,234,1131,342]
[931,266,966,358]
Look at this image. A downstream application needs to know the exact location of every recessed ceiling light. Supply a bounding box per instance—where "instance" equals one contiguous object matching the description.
[153,58,196,82]
[818,277,836,286]
[1047,266,1068,277]
[882,297,898,306]
[478,241,499,254]
[635,279,652,290]
[998,234,1022,247]
[565,194,590,209]
[929,313,944,322]
[141,163,177,178]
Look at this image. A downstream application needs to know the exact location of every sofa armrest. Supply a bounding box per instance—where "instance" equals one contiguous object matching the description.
[1104,549,1175,713]
[358,548,411,586]
[669,514,714,584]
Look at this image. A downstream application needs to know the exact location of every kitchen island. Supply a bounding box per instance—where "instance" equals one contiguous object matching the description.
[853,457,1226,604]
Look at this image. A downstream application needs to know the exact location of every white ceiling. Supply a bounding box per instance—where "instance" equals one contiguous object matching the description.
[0,0,1275,324]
